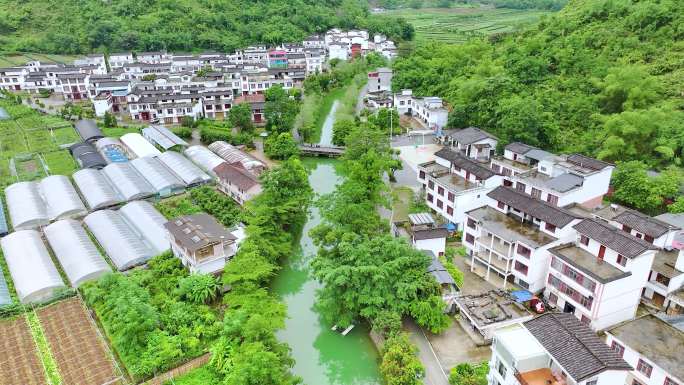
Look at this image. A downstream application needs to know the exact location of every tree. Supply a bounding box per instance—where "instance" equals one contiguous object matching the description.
[368,108,401,136]
[449,362,488,385]
[181,115,197,128]
[611,161,682,215]
[668,196,684,214]
[380,333,424,385]
[178,273,221,304]
[599,66,662,114]
[264,132,300,160]
[265,85,299,134]
[298,123,315,144]
[196,65,213,78]
[332,119,356,146]
[103,111,117,128]
[229,103,255,132]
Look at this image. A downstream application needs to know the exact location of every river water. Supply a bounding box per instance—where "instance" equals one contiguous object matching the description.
[272,100,382,385]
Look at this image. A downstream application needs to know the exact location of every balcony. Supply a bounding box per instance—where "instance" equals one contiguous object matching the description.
[473,252,512,273]
[477,234,514,258]
[515,368,566,385]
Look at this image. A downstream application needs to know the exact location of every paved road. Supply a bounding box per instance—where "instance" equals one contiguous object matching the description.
[356,82,368,114]
[404,319,450,385]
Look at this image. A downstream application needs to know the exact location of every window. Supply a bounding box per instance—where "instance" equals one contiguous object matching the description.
[664,378,680,385]
[465,233,475,244]
[545,222,556,233]
[622,224,632,233]
[586,380,597,385]
[437,200,443,209]
[516,182,526,192]
[497,201,505,210]
[517,244,531,258]
[580,314,591,325]
[547,194,559,206]
[531,188,542,199]
[446,206,453,216]
[427,193,433,203]
[633,380,644,385]
[428,180,434,190]
[448,192,455,202]
[637,359,652,378]
[491,164,501,173]
[580,235,589,246]
[610,341,625,357]
[548,292,558,305]
[419,170,426,179]
[514,261,528,275]
[437,186,444,196]
[497,360,506,378]
[616,254,627,267]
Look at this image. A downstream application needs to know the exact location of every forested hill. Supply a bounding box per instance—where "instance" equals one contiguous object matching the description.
[0,0,413,54]
[393,0,684,169]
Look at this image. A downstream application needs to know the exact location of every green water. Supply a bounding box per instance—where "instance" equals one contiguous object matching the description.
[272,158,382,385]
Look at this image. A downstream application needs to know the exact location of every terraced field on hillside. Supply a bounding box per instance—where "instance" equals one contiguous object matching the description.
[383,7,553,44]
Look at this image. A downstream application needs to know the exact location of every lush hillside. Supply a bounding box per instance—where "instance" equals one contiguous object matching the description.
[393,0,684,169]
[0,0,413,54]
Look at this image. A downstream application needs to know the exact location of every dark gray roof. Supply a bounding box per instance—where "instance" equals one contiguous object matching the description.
[546,173,584,193]
[163,213,235,253]
[413,227,449,241]
[434,148,494,180]
[524,313,632,381]
[549,244,631,283]
[75,120,104,142]
[612,209,678,238]
[445,127,497,145]
[424,251,456,285]
[505,142,535,154]
[70,142,107,169]
[566,154,613,171]
[487,186,580,228]
[525,148,556,161]
[573,219,655,258]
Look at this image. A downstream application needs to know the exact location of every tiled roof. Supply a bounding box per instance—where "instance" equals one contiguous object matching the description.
[566,154,613,171]
[413,227,448,241]
[213,162,260,191]
[505,142,535,154]
[524,313,631,381]
[164,213,235,253]
[612,209,678,238]
[445,126,497,145]
[573,218,655,258]
[434,148,494,180]
[487,186,580,228]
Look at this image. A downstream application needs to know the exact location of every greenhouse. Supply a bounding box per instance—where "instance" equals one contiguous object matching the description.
[142,125,188,150]
[119,200,170,255]
[95,137,129,163]
[75,119,104,143]
[0,199,8,236]
[120,133,162,158]
[39,175,88,221]
[5,181,49,230]
[1,230,65,303]
[103,162,155,201]
[130,156,185,197]
[184,145,226,176]
[84,210,155,271]
[158,151,212,186]
[70,142,107,169]
[73,169,123,210]
[44,219,111,287]
[0,273,10,306]
[209,141,264,171]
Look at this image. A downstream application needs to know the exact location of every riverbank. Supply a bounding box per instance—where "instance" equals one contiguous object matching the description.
[296,88,344,144]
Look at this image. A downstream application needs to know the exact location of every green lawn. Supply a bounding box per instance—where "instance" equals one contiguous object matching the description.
[381,6,553,44]
[42,151,77,176]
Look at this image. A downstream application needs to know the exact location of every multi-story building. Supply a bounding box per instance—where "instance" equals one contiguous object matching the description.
[605,314,682,385]
[213,162,262,206]
[367,67,392,92]
[108,52,135,68]
[491,142,614,209]
[546,218,656,330]
[419,147,503,229]
[440,126,498,161]
[0,67,28,91]
[489,313,631,385]
[464,186,582,292]
[268,49,288,69]
[393,89,448,130]
[58,73,90,101]
[305,49,325,74]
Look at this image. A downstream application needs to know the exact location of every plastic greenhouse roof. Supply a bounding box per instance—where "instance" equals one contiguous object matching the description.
[0,199,8,235]
[73,169,123,210]
[184,145,226,176]
[142,125,188,150]
[119,201,170,255]
[84,210,155,271]
[5,181,49,230]
[208,141,263,170]
[130,156,185,195]
[39,175,87,221]
[157,151,211,185]
[120,133,162,158]
[1,230,65,303]
[103,162,155,201]
[44,219,111,287]
[0,273,11,306]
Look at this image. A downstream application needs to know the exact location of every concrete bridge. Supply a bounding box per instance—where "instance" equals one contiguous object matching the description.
[298,144,345,157]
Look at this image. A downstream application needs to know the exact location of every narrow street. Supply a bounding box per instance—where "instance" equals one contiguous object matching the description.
[404,318,450,385]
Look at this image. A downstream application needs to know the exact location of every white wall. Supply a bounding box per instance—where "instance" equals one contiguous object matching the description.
[605,333,681,385]
[414,237,445,257]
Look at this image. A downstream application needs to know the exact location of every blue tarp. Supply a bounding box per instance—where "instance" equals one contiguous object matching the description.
[510,290,534,303]
[446,222,457,231]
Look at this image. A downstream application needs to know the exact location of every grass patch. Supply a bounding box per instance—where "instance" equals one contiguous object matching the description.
[380,6,553,44]
[163,365,222,385]
[391,186,413,223]
[101,125,141,137]
[42,151,77,176]
[335,73,367,122]
[297,88,345,144]
[26,311,62,385]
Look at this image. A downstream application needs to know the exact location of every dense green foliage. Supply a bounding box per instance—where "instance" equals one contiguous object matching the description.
[198,120,254,148]
[448,362,489,385]
[392,0,684,169]
[264,133,300,160]
[210,158,312,385]
[459,0,566,10]
[265,85,299,134]
[312,122,450,333]
[380,333,425,385]
[81,253,222,380]
[229,103,255,133]
[609,161,682,215]
[155,186,242,228]
[0,0,413,54]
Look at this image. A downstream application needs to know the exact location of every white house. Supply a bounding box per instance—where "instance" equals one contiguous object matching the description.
[406,213,448,257]
[393,89,448,130]
[213,162,262,206]
[605,314,682,385]
[488,313,631,385]
[108,52,135,68]
[367,67,392,92]
[164,213,238,275]
[440,126,498,161]
[546,218,657,331]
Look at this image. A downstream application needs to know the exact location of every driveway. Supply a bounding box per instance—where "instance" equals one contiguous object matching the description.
[404,318,450,385]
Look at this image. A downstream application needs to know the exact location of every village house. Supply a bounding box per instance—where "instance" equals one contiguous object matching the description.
[393,89,448,130]
[232,93,265,124]
[164,213,239,274]
[439,126,498,161]
[488,313,631,385]
[400,213,449,257]
[605,314,683,385]
[213,162,262,206]
[108,52,135,68]
[367,67,392,92]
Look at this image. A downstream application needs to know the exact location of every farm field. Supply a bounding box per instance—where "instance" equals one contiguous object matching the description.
[0,53,82,67]
[0,316,47,385]
[37,298,121,385]
[382,7,553,44]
